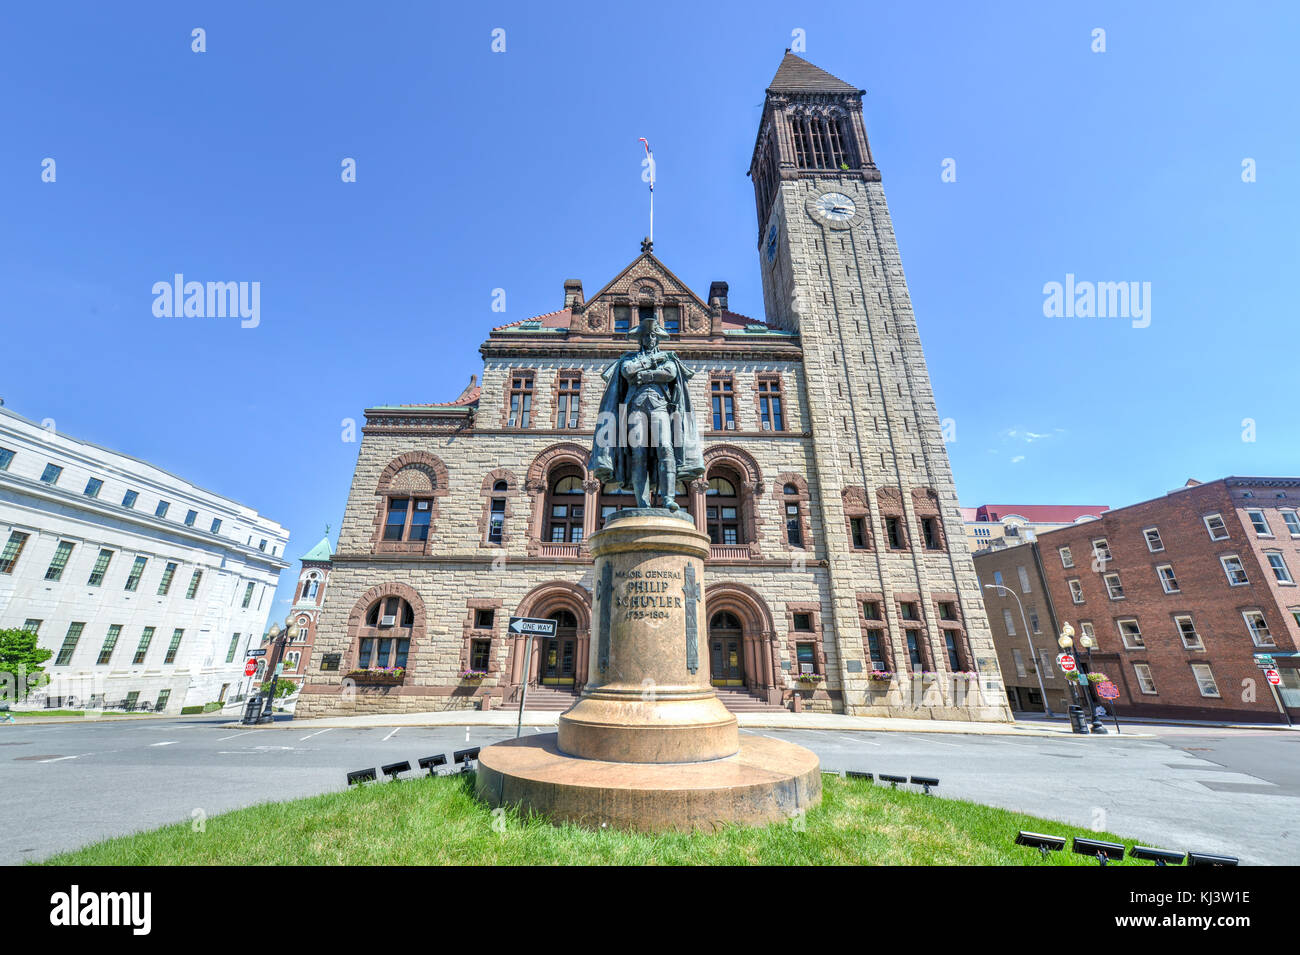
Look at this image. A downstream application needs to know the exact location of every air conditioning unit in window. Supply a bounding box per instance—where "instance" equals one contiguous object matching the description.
[800,663,814,674]
[380,615,396,628]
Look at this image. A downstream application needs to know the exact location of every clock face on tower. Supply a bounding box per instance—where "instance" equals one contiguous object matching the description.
[815,192,856,221]
[765,221,779,263]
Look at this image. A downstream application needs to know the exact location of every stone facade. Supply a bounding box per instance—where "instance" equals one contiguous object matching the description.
[298,53,1011,721]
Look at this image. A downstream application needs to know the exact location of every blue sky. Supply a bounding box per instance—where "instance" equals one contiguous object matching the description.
[2,1,1297,622]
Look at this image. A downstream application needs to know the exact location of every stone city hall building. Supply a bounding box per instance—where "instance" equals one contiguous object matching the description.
[299,54,1010,721]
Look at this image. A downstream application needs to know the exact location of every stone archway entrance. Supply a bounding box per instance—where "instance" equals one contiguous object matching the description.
[508,580,592,699]
[709,611,745,686]
[703,583,781,704]
[539,609,579,687]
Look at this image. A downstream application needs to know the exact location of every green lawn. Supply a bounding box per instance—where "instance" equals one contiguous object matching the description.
[40,773,1146,866]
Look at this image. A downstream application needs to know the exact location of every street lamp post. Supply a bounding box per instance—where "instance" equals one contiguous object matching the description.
[260,619,300,724]
[1057,623,1107,734]
[984,583,1055,719]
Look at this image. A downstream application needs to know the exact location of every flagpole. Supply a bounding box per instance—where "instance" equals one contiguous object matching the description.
[640,137,654,246]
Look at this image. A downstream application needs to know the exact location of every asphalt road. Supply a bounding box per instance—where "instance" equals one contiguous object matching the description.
[2,716,1294,865]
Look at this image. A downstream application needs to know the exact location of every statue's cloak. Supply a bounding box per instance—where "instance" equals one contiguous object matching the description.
[589,350,704,489]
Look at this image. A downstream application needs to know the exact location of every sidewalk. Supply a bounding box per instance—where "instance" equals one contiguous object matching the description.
[220,709,1154,738]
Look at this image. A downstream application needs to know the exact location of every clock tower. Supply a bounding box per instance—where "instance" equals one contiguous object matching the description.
[749,53,1009,718]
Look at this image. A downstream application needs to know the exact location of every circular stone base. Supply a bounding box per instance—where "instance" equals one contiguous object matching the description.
[475,733,821,832]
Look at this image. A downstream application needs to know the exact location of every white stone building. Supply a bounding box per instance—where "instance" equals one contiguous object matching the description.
[0,405,290,713]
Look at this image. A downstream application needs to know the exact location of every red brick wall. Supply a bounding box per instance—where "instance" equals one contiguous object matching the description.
[1034,480,1298,723]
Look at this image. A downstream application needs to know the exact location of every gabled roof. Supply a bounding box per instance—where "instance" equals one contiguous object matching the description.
[300,535,333,563]
[767,52,863,95]
[586,251,709,311]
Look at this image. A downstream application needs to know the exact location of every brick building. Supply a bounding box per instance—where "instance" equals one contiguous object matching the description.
[978,478,1300,723]
[255,533,332,690]
[975,541,1072,714]
[297,53,1011,721]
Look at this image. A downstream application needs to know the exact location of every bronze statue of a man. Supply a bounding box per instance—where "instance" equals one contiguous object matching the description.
[590,314,704,510]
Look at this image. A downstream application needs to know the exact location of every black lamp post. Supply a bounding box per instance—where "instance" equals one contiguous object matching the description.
[260,619,299,723]
[1058,623,1106,734]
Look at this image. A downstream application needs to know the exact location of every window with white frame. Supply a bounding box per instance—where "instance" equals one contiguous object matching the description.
[1133,663,1157,694]
[1246,509,1272,537]
[1190,663,1220,698]
[1002,608,1017,636]
[1220,555,1249,585]
[1117,619,1144,649]
[1265,552,1294,584]
[1059,546,1073,568]
[1281,510,1300,537]
[1175,615,1203,650]
[1039,649,1054,679]
[1203,513,1229,540]
[1243,610,1274,647]
[1156,564,1180,594]
[1017,565,1031,593]
[1079,621,1096,645]
[1104,573,1125,599]
[1143,527,1164,552]
[1068,578,1084,603]
[1092,538,1112,565]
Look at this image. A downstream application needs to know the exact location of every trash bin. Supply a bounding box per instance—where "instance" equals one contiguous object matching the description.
[1067,704,1090,734]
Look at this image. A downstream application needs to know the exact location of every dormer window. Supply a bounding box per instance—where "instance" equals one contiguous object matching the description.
[661,305,680,334]
[613,305,631,335]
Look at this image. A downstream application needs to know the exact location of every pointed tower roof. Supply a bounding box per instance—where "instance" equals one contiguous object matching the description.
[301,535,333,563]
[767,52,863,95]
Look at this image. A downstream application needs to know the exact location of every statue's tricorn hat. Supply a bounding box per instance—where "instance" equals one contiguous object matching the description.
[628,314,669,339]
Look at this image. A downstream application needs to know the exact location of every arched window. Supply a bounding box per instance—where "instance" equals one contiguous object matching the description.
[359,597,413,670]
[781,483,804,548]
[488,479,508,544]
[301,572,320,601]
[544,469,586,543]
[706,473,742,545]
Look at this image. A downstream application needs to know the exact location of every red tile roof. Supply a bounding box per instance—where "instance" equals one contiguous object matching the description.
[970,504,1109,523]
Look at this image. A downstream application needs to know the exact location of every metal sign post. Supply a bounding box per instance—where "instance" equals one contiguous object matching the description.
[510,617,559,738]
[1255,654,1292,727]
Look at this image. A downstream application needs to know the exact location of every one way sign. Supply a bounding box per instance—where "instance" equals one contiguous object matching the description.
[508,616,558,637]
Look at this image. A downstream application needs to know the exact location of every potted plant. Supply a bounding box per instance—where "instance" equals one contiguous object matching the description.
[346,666,405,686]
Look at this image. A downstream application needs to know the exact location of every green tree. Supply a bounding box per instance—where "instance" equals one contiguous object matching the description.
[259,677,297,698]
[0,628,53,702]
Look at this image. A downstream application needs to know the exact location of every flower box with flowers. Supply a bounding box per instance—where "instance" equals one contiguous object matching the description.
[459,669,488,683]
[346,667,405,686]
[794,672,824,686]
[867,670,894,683]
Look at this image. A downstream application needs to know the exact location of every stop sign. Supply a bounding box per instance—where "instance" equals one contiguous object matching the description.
[1265,669,1281,686]
[1058,653,1077,673]
[245,659,258,677]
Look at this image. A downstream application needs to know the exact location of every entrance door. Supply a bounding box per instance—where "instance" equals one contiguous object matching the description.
[541,609,577,686]
[709,611,744,686]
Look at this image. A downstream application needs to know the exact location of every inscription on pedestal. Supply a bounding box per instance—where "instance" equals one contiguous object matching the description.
[613,567,683,621]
